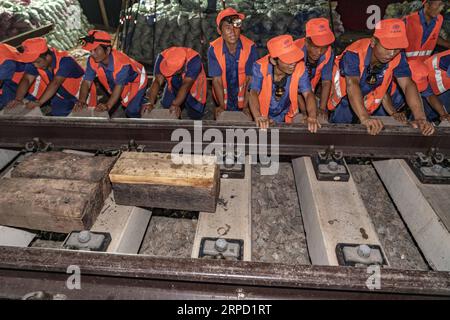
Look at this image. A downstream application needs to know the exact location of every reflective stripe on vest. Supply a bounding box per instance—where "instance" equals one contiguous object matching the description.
[210,35,254,109]
[328,38,401,113]
[405,12,443,62]
[256,55,303,123]
[161,47,206,105]
[425,50,450,95]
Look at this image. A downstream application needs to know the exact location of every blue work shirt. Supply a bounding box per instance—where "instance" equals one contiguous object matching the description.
[302,46,334,83]
[84,54,138,92]
[154,53,204,112]
[0,60,26,81]
[340,47,411,97]
[440,54,450,75]
[418,9,440,46]
[25,51,84,100]
[208,39,259,111]
[250,61,311,123]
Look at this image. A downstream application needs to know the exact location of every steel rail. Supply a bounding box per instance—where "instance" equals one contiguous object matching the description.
[0,247,449,299]
[0,117,449,157]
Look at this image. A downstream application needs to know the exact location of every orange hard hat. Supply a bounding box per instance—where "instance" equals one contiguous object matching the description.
[216,7,245,27]
[374,19,409,50]
[306,18,335,47]
[81,30,112,51]
[159,47,187,77]
[267,35,304,64]
[19,37,49,63]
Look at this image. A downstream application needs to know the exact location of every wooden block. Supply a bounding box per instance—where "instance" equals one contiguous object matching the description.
[0,178,104,233]
[68,107,109,119]
[109,152,220,212]
[0,226,36,247]
[292,157,386,266]
[0,104,43,117]
[143,108,178,120]
[191,159,252,261]
[374,159,450,271]
[11,151,117,202]
[91,193,152,254]
[216,111,252,122]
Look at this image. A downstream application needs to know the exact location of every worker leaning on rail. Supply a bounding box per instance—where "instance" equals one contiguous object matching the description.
[382,59,450,124]
[294,18,335,122]
[248,35,321,133]
[75,30,148,118]
[404,0,449,63]
[143,47,207,120]
[5,38,94,116]
[0,44,41,110]
[328,19,435,136]
[424,49,450,115]
[208,7,259,120]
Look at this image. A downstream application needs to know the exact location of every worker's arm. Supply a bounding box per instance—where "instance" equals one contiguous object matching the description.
[437,36,450,49]
[169,76,195,118]
[249,89,271,129]
[302,90,321,133]
[6,73,35,109]
[396,76,434,136]
[211,76,226,119]
[381,93,408,123]
[73,80,92,111]
[242,76,253,119]
[26,76,66,109]
[142,74,164,114]
[318,80,332,117]
[96,84,123,112]
[346,75,384,135]
[426,94,450,122]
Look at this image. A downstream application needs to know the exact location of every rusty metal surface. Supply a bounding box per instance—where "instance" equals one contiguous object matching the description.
[0,117,449,157]
[0,247,449,299]
[1,24,54,47]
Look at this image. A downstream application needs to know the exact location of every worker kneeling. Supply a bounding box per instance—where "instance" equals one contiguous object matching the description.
[75,30,147,118]
[383,59,450,124]
[328,19,434,136]
[248,35,320,133]
[144,46,206,120]
[5,38,93,116]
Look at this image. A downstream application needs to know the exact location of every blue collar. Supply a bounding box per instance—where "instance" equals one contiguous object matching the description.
[222,38,242,56]
[100,54,114,72]
[419,9,437,27]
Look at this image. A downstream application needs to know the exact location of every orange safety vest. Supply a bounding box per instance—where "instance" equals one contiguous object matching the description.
[161,47,207,105]
[405,11,443,62]
[425,49,450,95]
[210,35,254,109]
[89,49,147,107]
[294,38,333,91]
[0,44,41,98]
[328,39,401,114]
[30,48,96,105]
[256,55,304,123]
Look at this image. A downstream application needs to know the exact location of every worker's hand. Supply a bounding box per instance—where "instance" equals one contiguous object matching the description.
[392,111,408,124]
[215,106,225,120]
[95,103,110,112]
[361,118,384,136]
[25,100,41,110]
[242,107,252,120]
[440,113,450,122]
[141,102,155,116]
[317,108,328,122]
[73,100,87,112]
[411,119,435,136]
[306,117,321,133]
[255,115,272,129]
[5,99,22,109]
[169,104,181,119]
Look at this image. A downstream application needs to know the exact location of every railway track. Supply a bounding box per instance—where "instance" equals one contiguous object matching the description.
[0,116,449,300]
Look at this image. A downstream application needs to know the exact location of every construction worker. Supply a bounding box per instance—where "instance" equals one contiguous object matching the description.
[424,49,450,118]
[144,46,206,120]
[0,44,31,110]
[328,19,435,136]
[248,35,320,133]
[294,18,335,120]
[404,0,450,62]
[5,38,91,116]
[75,30,147,118]
[208,8,259,120]
[383,59,450,123]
